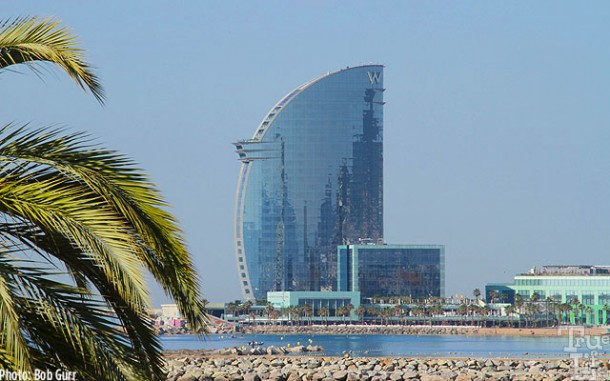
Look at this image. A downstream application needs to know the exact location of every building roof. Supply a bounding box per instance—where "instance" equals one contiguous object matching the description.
[521,265,610,276]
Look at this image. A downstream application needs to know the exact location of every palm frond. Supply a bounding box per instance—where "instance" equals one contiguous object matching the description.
[0,124,207,330]
[0,17,104,103]
[0,163,151,312]
[1,222,165,379]
[0,251,161,380]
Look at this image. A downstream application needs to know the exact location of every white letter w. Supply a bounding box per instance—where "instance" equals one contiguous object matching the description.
[367,71,382,85]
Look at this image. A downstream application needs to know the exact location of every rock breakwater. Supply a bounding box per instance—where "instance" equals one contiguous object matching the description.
[166,345,323,357]
[164,355,607,381]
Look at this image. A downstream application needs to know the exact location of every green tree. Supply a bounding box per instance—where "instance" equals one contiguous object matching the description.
[0,17,206,380]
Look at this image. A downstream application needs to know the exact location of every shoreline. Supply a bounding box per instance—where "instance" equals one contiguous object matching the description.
[163,326,610,380]
[235,324,608,337]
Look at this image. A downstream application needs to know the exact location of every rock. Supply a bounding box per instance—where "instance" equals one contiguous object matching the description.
[212,371,229,379]
[286,345,305,353]
[421,375,446,381]
[440,370,457,379]
[454,374,473,381]
[403,370,419,379]
[177,371,194,380]
[306,345,323,352]
[268,369,286,381]
[243,373,262,381]
[332,370,348,381]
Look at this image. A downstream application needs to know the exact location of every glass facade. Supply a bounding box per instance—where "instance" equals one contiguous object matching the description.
[234,65,384,300]
[337,244,445,299]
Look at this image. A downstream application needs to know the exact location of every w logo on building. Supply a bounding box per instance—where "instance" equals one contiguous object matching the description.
[367,71,382,85]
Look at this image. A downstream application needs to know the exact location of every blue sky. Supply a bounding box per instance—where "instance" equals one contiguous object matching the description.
[3,2,610,304]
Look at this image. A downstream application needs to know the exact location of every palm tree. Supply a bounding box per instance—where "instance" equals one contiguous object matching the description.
[561,303,573,325]
[318,307,330,326]
[456,304,468,324]
[366,305,381,325]
[585,306,593,326]
[302,304,313,325]
[504,304,516,328]
[578,304,586,325]
[473,288,481,301]
[345,303,354,323]
[264,303,275,323]
[544,296,555,327]
[530,292,540,304]
[355,305,367,324]
[337,306,348,323]
[269,309,280,323]
[0,17,206,380]
[488,290,499,304]
[514,294,524,328]
[242,300,253,316]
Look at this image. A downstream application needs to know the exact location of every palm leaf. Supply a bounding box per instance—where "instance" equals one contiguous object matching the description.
[0,16,207,380]
[0,124,207,330]
[0,17,104,103]
[0,251,159,380]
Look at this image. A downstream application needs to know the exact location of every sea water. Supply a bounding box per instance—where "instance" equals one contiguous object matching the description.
[160,333,595,358]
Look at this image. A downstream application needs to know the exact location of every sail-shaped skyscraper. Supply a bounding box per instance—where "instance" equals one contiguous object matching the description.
[233,65,384,300]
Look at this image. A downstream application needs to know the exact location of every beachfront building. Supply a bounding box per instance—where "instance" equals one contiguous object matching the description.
[267,291,361,320]
[484,283,515,304]
[486,265,610,325]
[233,65,384,300]
[337,244,445,299]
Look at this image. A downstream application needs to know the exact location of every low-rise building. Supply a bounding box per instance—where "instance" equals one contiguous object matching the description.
[267,291,361,320]
[486,265,610,325]
[337,244,444,299]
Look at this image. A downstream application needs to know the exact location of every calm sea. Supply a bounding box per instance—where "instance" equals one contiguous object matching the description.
[160,334,602,358]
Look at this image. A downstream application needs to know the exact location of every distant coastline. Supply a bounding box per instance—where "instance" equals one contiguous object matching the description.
[240,324,607,337]
[157,323,607,337]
